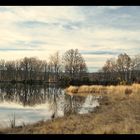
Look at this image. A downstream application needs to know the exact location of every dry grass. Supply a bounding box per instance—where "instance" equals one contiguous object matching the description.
[66,86,79,93]
[65,83,140,96]
[1,83,140,134]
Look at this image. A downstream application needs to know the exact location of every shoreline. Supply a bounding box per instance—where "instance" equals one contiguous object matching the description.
[0,84,140,134]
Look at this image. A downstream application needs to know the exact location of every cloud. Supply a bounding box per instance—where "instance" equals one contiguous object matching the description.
[0,7,10,12]
[18,21,49,28]
[0,6,139,72]
[13,40,47,48]
[0,48,44,51]
[81,51,119,55]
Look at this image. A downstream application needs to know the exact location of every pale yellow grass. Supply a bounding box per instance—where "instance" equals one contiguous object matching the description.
[65,84,140,96]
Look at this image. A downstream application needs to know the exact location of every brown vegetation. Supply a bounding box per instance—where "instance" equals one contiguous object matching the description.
[1,84,140,134]
[65,84,140,95]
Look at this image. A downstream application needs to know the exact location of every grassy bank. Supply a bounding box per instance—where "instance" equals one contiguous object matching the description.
[65,84,140,95]
[0,84,140,134]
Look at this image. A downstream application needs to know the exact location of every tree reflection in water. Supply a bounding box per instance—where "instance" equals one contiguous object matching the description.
[0,83,99,117]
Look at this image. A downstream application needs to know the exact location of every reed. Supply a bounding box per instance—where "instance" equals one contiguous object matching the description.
[9,113,16,129]
[65,84,140,96]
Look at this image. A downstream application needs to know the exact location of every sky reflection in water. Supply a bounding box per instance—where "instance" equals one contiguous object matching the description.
[0,84,99,128]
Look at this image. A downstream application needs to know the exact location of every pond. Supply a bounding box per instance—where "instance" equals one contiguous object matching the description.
[0,83,100,128]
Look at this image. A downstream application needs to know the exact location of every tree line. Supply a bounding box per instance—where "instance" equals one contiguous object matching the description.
[0,49,87,84]
[97,53,140,85]
[0,49,140,85]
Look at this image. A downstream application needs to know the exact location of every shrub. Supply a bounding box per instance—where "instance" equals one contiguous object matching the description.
[60,76,71,86]
[120,80,127,85]
[125,88,133,95]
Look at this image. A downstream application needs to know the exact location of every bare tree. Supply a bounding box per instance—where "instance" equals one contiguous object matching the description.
[62,49,87,80]
[20,57,30,81]
[42,60,48,81]
[101,53,134,84]
[132,54,140,70]
[49,51,62,82]
[0,59,5,81]
[116,53,132,82]
[131,54,140,82]
[5,61,16,81]
[102,58,117,82]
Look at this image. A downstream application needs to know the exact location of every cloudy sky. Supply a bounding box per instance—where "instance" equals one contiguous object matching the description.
[0,6,140,72]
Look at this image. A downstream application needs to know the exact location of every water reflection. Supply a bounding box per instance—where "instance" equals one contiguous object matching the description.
[0,83,99,127]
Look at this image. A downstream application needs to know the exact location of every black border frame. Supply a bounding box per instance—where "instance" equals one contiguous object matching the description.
[0,0,140,6]
[0,0,140,139]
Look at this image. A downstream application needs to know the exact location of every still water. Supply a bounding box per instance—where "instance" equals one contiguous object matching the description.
[0,83,99,128]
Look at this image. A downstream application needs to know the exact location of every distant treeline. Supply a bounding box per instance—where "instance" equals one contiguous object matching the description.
[88,53,140,86]
[0,49,87,85]
[0,50,140,86]
[67,53,140,86]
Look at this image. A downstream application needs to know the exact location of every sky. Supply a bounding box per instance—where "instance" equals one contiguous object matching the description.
[0,6,140,72]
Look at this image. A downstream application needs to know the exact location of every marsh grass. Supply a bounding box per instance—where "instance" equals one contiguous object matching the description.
[9,113,16,129]
[65,83,140,96]
[1,84,140,134]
